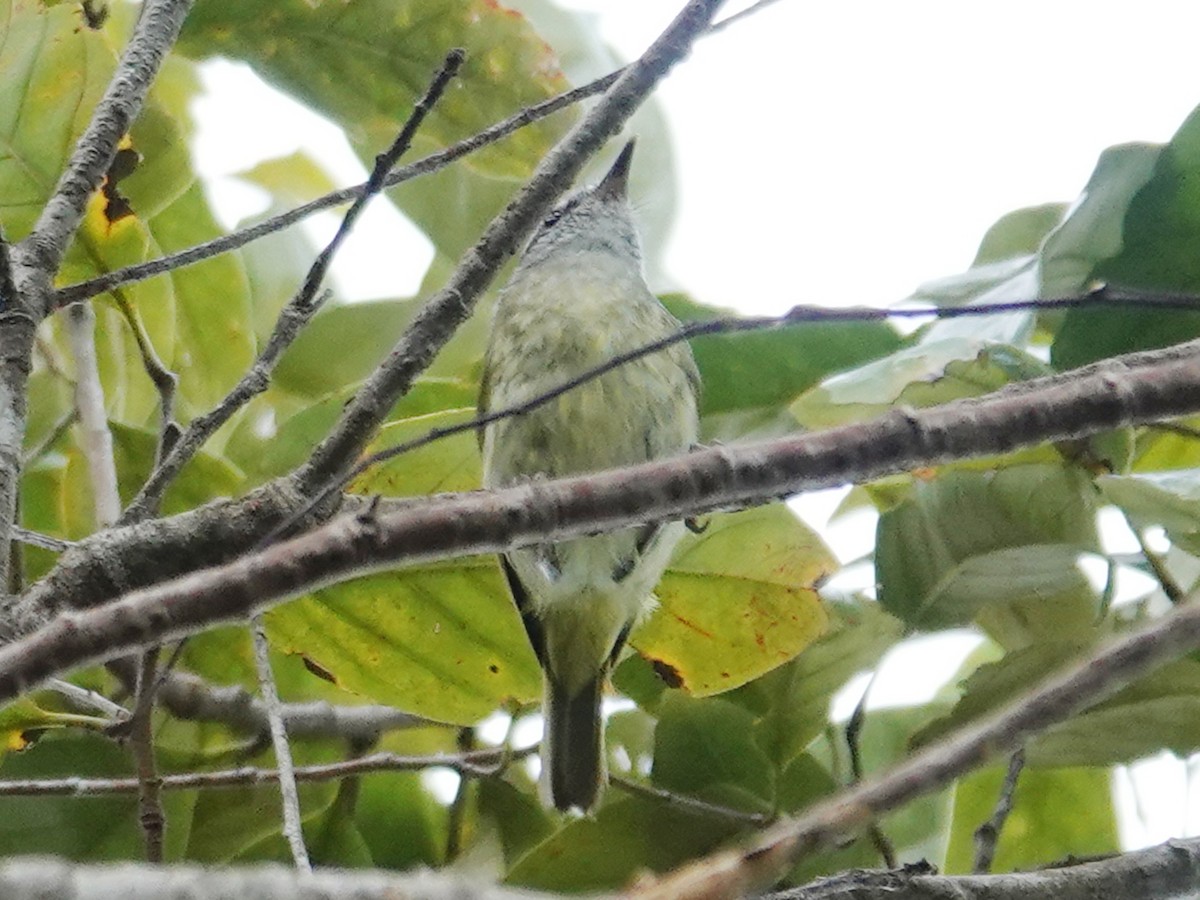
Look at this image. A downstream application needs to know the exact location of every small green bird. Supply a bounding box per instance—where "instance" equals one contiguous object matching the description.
[479,141,700,812]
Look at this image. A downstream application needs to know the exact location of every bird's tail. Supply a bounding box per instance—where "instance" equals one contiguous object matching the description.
[541,672,605,813]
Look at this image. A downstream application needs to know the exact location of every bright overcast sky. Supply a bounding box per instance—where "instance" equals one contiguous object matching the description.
[189,0,1200,851]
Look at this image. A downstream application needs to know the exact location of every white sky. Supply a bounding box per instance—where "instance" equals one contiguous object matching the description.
[189,0,1200,856]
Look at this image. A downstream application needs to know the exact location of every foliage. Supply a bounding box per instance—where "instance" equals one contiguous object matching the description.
[7,0,1200,893]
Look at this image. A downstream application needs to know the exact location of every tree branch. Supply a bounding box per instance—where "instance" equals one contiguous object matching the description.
[250,617,309,871]
[0,745,533,796]
[768,839,1200,900]
[4,338,1200,684]
[144,666,430,740]
[0,857,562,900]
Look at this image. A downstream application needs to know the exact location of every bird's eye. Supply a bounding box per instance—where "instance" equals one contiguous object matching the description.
[541,208,564,229]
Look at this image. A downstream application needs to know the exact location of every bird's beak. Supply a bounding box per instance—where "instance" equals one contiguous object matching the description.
[596,139,635,200]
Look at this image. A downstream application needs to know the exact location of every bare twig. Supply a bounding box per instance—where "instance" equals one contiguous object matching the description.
[5,341,1200,693]
[0,228,15,309]
[22,409,78,466]
[1124,511,1188,605]
[129,651,165,862]
[0,746,533,796]
[251,616,310,872]
[10,528,74,553]
[973,748,1027,874]
[145,666,431,740]
[709,0,787,33]
[610,775,771,826]
[844,672,895,868]
[65,304,121,528]
[1148,421,1200,440]
[121,49,466,522]
[444,727,475,863]
[46,678,129,722]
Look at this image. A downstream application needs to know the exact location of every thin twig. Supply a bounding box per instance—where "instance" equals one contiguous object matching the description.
[46,678,130,722]
[0,746,534,796]
[1148,421,1200,440]
[444,727,475,863]
[9,528,74,553]
[22,409,78,465]
[120,50,466,523]
[51,72,617,308]
[973,748,1026,874]
[65,304,121,528]
[130,651,165,862]
[251,615,310,872]
[709,0,786,33]
[845,671,895,868]
[611,775,771,826]
[1123,511,1188,605]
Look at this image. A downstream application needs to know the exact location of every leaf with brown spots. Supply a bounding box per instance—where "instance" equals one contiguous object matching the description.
[632,506,832,697]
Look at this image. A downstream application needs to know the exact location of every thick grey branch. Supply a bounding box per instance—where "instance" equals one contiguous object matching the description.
[0,858,558,900]
[3,341,1200,696]
[147,667,429,740]
[770,839,1200,900]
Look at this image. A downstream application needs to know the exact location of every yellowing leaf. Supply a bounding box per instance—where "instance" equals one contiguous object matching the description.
[633,506,832,696]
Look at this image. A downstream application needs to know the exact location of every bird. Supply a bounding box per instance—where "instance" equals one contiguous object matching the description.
[479,140,700,812]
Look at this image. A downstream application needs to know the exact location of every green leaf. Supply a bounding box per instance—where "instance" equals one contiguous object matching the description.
[0,0,112,242]
[972,204,1067,266]
[632,505,832,697]
[273,298,487,399]
[146,182,256,416]
[265,555,540,725]
[477,777,555,868]
[1099,469,1200,551]
[912,643,1087,752]
[1039,143,1161,298]
[792,339,1046,432]
[186,780,338,863]
[727,597,905,768]
[660,294,901,431]
[352,770,445,869]
[651,693,774,813]
[1052,117,1200,368]
[505,795,743,892]
[875,465,1101,639]
[944,766,1118,875]
[1033,658,1200,766]
[0,733,143,859]
[0,698,110,755]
